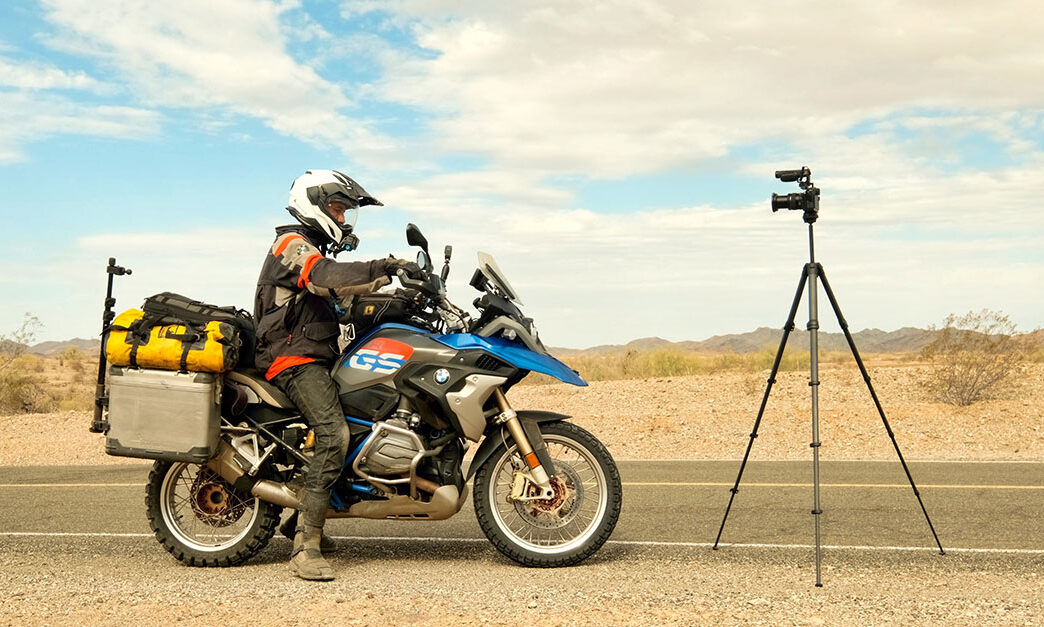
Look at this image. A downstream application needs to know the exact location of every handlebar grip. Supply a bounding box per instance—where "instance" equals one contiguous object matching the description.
[396,268,428,292]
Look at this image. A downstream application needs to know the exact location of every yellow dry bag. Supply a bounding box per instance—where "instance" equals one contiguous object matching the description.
[106,308,238,373]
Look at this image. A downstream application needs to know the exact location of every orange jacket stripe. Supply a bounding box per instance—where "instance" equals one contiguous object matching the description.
[297,254,324,288]
[273,234,305,257]
[265,355,316,380]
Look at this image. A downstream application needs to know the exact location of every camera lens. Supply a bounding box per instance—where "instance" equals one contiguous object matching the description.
[771,193,802,212]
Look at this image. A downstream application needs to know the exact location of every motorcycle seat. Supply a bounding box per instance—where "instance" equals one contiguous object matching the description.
[227,369,294,409]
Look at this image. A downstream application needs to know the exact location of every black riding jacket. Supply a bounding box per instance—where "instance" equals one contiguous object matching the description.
[254,225,391,379]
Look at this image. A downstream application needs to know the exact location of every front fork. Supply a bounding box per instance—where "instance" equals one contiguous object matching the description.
[492,389,556,501]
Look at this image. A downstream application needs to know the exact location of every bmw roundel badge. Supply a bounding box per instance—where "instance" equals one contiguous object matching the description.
[434,368,451,385]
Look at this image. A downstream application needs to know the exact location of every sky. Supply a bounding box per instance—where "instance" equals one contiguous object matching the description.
[1,1,1042,349]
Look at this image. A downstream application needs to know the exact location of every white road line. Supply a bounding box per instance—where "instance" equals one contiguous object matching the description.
[0,532,153,537]
[1,532,1040,555]
[616,459,1044,464]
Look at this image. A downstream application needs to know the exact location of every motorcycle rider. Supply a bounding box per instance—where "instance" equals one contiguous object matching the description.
[254,169,419,581]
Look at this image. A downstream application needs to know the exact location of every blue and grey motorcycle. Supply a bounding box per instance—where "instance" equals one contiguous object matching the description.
[145,224,622,568]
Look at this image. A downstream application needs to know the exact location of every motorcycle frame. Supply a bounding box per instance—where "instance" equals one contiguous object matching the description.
[212,320,579,520]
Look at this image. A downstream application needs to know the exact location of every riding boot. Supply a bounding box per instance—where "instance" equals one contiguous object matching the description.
[280,511,338,553]
[289,489,335,581]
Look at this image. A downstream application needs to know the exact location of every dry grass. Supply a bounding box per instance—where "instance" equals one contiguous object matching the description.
[528,347,918,385]
[0,350,95,414]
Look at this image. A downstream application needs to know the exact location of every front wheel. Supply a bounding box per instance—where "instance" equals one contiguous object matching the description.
[473,421,622,567]
[145,460,281,566]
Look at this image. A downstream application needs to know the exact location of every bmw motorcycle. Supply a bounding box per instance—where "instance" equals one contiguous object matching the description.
[145,224,622,568]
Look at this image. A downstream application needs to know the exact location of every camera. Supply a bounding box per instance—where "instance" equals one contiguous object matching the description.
[771,166,820,224]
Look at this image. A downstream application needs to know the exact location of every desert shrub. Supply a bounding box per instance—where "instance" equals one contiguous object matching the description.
[920,310,1033,406]
[59,346,85,369]
[0,369,57,414]
[19,354,46,373]
[0,313,41,372]
[1027,334,1044,363]
[59,395,93,412]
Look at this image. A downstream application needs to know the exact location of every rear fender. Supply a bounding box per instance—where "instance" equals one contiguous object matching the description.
[464,410,568,481]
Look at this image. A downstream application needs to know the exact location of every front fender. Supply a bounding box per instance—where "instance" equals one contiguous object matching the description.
[464,410,569,481]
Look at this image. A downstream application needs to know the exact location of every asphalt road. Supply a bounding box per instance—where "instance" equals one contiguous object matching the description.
[1,460,1041,557]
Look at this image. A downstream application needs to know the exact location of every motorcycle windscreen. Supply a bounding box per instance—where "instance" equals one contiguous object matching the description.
[476,252,523,305]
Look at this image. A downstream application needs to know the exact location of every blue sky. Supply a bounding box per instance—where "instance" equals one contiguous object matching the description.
[2,1,1042,348]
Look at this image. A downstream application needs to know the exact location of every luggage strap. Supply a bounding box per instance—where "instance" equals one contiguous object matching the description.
[121,312,206,372]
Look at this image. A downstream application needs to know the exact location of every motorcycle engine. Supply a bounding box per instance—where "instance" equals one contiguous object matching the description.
[357,418,424,477]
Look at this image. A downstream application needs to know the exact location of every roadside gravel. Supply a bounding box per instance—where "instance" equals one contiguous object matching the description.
[1,537,1041,626]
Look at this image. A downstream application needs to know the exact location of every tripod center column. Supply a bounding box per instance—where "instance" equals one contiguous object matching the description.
[806,258,824,586]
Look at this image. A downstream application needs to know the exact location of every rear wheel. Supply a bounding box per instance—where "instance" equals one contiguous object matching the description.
[473,421,622,567]
[145,460,280,566]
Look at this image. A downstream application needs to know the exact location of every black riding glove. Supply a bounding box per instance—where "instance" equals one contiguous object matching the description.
[381,257,423,279]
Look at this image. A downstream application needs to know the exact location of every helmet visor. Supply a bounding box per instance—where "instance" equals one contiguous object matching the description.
[323,201,358,230]
[341,206,358,230]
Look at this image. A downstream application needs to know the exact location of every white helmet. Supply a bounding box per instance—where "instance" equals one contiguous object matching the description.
[286,169,383,249]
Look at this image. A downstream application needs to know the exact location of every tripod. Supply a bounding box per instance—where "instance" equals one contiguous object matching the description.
[711,209,945,587]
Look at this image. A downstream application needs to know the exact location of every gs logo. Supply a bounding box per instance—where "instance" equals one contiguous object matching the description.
[347,337,414,375]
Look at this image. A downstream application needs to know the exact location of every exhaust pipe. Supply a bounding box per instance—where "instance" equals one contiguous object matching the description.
[209,442,302,508]
[210,439,442,511]
[250,480,300,508]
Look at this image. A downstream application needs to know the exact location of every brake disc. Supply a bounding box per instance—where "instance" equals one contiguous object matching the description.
[189,467,248,527]
[512,462,584,529]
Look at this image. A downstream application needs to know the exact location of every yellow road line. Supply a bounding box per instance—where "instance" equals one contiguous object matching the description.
[623,482,1043,489]
[1,481,1039,490]
[0,483,141,488]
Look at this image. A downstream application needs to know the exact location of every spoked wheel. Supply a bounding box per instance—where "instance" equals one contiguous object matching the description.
[473,421,622,567]
[146,460,280,566]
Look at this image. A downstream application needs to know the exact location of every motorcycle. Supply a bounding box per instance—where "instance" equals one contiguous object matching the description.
[144,224,622,568]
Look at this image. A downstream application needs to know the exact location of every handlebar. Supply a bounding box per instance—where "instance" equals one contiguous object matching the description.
[396,268,432,293]
[395,268,469,332]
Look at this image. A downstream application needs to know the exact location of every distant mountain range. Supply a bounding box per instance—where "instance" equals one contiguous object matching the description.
[27,338,101,356]
[19,325,998,357]
[551,326,939,355]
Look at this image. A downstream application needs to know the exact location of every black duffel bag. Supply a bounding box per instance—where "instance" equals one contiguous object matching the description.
[140,292,257,369]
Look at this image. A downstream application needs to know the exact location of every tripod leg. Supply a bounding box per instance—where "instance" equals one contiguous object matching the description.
[713,266,809,549]
[816,265,945,555]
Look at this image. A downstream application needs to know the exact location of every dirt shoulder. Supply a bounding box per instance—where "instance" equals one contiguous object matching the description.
[3,363,1041,466]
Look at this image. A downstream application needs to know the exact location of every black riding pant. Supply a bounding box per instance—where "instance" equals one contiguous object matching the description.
[272,362,349,528]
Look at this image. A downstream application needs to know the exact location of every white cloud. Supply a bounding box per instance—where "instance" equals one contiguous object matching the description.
[0,52,151,163]
[5,1,1044,346]
[371,156,1044,346]
[0,91,159,164]
[353,1,1044,177]
[0,57,101,90]
[38,0,399,163]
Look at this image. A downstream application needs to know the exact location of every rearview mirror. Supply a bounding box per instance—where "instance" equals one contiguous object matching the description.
[416,250,431,272]
[406,223,429,253]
